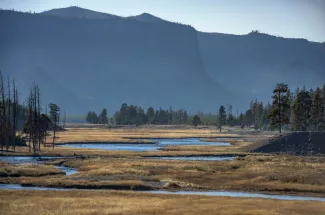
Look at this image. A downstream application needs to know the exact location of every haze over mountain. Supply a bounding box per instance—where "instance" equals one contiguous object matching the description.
[1,6,324,115]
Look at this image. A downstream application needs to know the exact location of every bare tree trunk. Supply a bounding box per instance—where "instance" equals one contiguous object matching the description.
[63,111,66,129]
[13,83,18,151]
[28,90,33,153]
[53,114,56,149]
[6,77,11,151]
[278,90,282,133]
[37,86,41,152]
[0,71,4,152]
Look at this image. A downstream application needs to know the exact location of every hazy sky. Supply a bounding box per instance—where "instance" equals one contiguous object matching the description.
[1,0,324,42]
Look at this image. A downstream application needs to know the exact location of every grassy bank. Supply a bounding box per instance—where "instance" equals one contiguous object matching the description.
[59,155,325,195]
[1,190,324,215]
[2,154,325,196]
[52,127,243,143]
[0,163,64,177]
[1,127,266,157]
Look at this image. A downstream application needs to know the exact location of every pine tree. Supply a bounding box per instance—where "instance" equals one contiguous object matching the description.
[192,115,201,128]
[217,105,226,132]
[267,83,290,133]
[227,105,234,127]
[98,108,108,124]
[292,90,312,131]
[310,88,325,131]
[86,111,92,123]
[244,109,253,127]
[146,107,155,124]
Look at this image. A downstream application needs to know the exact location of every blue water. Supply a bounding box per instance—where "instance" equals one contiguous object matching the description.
[0,156,77,176]
[60,138,230,152]
[148,190,325,202]
[0,156,66,164]
[0,184,67,191]
[0,184,324,202]
[61,143,163,152]
[55,166,78,176]
[147,156,235,161]
[141,138,230,146]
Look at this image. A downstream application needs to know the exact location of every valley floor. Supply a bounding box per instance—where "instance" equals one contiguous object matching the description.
[1,125,324,214]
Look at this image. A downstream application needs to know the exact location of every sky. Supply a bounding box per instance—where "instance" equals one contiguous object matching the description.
[1,0,325,42]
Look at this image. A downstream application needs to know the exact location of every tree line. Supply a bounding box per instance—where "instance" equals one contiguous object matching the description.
[268,83,325,133]
[21,84,61,153]
[86,103,189,125]
[84,83,325,133]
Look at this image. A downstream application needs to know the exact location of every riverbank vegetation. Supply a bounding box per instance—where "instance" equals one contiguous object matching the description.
[84,83,325,133]
[2,154,325,196]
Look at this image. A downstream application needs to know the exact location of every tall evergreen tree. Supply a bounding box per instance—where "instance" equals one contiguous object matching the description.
[244,109,253,127]
[98,108,108,124]
[217,105,226,132]
[192,115,201,128]
[267,83,290,133]
[292,90,312,131]
[227,104,235,127]
[146,107,155,124]
[310,88,325,131]
[86,111,98,124]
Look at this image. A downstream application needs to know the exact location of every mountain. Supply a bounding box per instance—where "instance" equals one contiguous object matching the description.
[1,7,324,115]
[0,8,235,115]
[198,31,325,99]
[41,6,122,20]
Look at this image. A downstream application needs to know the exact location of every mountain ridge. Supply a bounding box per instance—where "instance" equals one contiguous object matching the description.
[37,6,324,43]
[1,7,324,114]
[0,9,236,114]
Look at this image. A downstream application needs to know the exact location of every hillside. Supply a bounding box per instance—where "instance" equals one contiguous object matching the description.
[42,6,122,20]
[247,132,325,155]
[1,7,324,115]
[0,9,234,114]
[198,32,325,100]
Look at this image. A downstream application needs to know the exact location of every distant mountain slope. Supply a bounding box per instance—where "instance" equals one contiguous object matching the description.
[42,6,122,20]
[0,9,234,114]
[198,32,325,99]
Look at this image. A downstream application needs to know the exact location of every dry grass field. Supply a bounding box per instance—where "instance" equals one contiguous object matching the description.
[1,126,324,214]
[1,155,325,196]
[2,127,259,157]
[1,190,325,215]
[54,127,242,143]
[0,162,64,177]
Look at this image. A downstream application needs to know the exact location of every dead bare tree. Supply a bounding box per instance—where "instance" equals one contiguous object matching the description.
[49,103,60,149]
[6,77,11,150]
[0,72,19,152]
[12,81,18,151]
[0,71,5,152]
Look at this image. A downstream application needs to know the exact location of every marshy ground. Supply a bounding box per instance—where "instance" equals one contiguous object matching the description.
[1,125,325,214]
